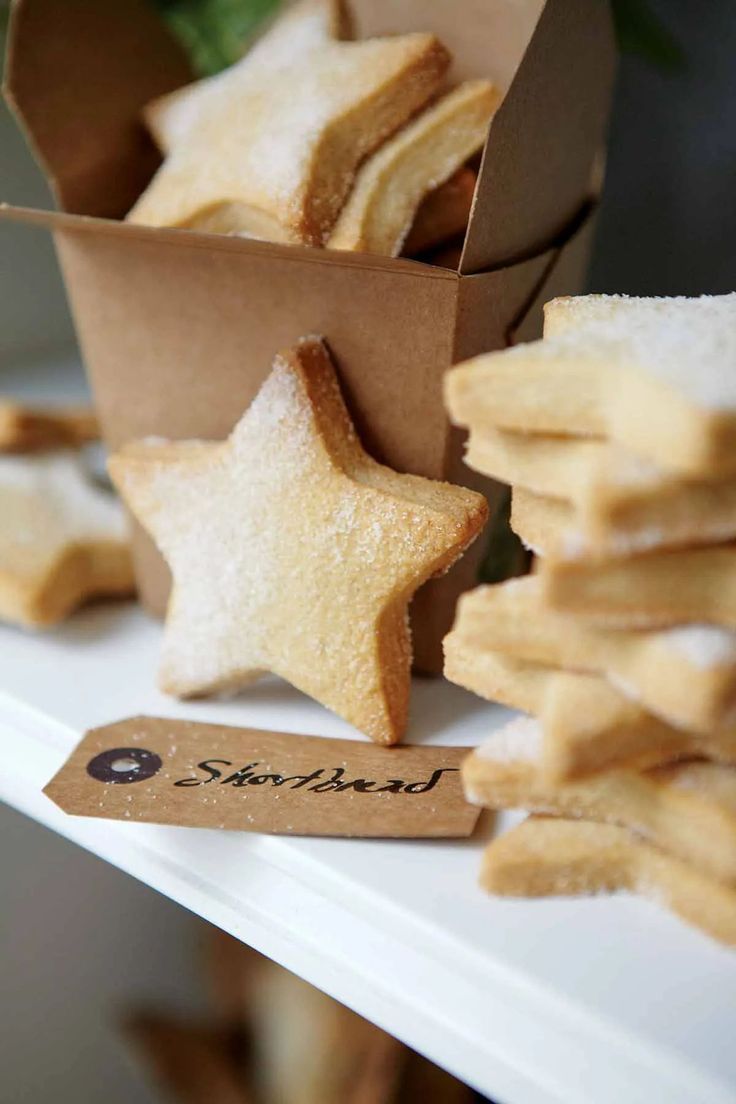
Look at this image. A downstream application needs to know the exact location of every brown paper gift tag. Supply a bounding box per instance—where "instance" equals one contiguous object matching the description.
[44,717,479,838]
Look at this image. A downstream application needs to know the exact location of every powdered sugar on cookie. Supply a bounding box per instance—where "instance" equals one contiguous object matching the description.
[659,624,736,670]
[542,292,736,409]
[129,0,450,245]
[109,337,487,744]
[476,716,542,763]
[0,451,133,627]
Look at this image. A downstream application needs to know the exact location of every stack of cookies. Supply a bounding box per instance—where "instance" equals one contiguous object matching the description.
[443,292,736,945]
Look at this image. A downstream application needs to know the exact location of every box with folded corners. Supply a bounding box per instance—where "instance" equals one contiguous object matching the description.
[1,0,615,671]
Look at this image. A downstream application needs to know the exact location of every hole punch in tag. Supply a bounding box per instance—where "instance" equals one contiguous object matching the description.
[87,747,163,784]
[44,716,481,839]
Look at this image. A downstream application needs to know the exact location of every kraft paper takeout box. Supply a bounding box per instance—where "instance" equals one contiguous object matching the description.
[2,0,615,673]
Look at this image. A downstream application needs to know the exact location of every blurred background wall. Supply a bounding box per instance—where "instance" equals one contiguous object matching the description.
[1,1,735,1101]
[589,0,736,296]
[0,84,74,362]
[0,806,206,1104]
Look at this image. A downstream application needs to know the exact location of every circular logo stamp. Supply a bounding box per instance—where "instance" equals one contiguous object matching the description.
[86,747,163,785]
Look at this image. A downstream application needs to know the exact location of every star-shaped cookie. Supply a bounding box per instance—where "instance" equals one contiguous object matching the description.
[0,399,98,452]
[109,337,487,744]
[0,451,134,628]
[128,0,450,246]
[447,293,736,476]
[481,816,736,947]
[143,0,351,154]
[328,81,498,257]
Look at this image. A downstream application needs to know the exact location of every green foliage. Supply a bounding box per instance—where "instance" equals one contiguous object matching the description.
[478,488,530,586]
[0,0,686,80]
[611,0,685,72]
[152,0,684,78]
[154,0,280,75]
[0,1,9,77]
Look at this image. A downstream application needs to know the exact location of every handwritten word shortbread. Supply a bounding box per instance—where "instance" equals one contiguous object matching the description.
[109,337,487,745]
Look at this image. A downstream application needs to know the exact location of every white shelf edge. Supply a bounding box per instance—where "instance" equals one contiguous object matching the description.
[1,688,732,1104]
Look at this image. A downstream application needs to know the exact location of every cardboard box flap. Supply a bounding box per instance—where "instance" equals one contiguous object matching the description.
[0,201,458,282]
[351,0,544,89]
[353,0,615,274]
[3,0,193,218]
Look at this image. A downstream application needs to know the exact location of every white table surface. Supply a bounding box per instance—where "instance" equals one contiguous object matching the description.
[1,601,735,1104]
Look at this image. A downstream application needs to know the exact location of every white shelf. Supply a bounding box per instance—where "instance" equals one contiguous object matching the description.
[2,350,735,1104]
[2,603,736,1104]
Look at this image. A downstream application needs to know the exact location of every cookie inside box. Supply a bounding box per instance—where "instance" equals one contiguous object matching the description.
[2,0,614,672]
[5,0,614,272]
